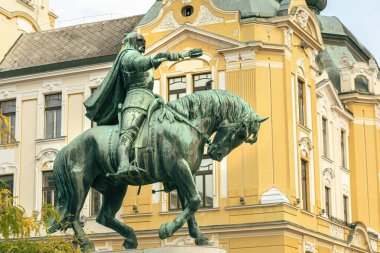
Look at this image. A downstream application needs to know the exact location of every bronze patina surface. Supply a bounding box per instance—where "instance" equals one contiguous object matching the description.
[49,32,267,252]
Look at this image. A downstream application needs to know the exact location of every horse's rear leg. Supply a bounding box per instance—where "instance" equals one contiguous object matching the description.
[178,188,210,245]
[96,184,138,249]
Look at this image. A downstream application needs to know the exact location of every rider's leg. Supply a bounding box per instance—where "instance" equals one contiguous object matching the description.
[117,108,146,178]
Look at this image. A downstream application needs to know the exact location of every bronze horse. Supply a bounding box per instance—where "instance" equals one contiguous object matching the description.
[48,90,267,252]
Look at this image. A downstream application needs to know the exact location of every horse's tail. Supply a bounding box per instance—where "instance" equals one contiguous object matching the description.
[47,148,74,233]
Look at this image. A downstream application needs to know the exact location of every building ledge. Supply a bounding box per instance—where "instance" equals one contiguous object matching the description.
[35,136,66,144]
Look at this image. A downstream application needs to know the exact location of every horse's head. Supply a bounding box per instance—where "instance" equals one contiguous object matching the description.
[207,114,268,161]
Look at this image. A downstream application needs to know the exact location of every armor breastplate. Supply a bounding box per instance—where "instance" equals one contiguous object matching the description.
[121,66,154,91]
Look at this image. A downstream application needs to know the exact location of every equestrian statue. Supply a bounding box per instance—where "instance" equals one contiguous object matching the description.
[48,32,268,252]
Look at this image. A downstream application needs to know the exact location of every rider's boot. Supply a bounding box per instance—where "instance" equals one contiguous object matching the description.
[115,126,146,181]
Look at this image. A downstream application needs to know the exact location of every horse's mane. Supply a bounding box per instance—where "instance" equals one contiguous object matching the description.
[167,90,256,123]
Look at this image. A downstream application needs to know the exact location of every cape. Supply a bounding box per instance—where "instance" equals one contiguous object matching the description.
[83,49,129,126]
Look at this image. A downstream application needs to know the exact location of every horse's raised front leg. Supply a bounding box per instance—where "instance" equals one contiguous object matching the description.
[177,188,211,246]
[159,158,201,239]
[96,184,138,249]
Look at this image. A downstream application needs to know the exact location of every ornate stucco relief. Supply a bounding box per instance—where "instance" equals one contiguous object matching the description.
[0,86,16,100]
[304,242,316,253]
[284,28,293,47]
[152,11,180,33]
[299,137,313,158]
[36,148,59,170]
[296,10,309,29]
[42,79,62,92]
[192,5,224,27]
[330,224,345,240]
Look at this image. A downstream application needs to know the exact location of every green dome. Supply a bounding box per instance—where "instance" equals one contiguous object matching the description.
[306,0,327,14]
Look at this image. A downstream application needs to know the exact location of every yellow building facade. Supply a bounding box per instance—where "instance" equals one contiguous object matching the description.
[0,0,379,252]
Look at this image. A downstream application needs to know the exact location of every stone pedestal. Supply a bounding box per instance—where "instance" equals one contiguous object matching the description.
[102,246,226,253]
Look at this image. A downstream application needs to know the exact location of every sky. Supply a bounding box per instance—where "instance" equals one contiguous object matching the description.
[49,0,380,62]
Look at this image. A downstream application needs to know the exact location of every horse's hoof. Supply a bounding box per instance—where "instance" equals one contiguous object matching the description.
[159,222,173,240]
[195,236,211,246]
[123,238,138,249]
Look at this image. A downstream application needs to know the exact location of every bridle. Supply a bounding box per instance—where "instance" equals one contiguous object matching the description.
[209,114,258,151]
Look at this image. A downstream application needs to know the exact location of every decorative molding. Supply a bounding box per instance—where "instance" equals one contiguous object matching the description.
[295,10,309,29]
[322,167,335,187]
[182,0,191,4]
[330,224,345,240]
[376,104,380,119]
[192,5,224,27]
[42,79,62,92]
[0,163,17,175]
[297,58,306,73]
[152,11,180,33]
[370,239,378,252]
[224,52,240,63]
[342,184,350,195]
[304,242,316,253]
[89,74,106,87]
[36,148,59,170]
[259,188,290,204]
[284,28,293,47]
[240,50,255,61]
[0,86,16,100]
[299,137,313,158]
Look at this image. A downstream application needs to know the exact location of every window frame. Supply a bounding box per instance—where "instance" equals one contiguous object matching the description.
[343,195,349,223]
[298,78,306,126]
[322,117,328,158]
[192,72,212,93]
[90,188,103,217]
[340,129,346,168]
[42,170,57,206]
[168,155,214,211]
[324,186,331,217]
[0,99,16,144]
[44,93,62,139]
[301,159,309,211]
[168,76,187,102]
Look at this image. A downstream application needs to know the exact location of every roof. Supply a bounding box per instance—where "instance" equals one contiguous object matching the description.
[139,0,281,26]
[0,15,143,76]
[316,15,376,91]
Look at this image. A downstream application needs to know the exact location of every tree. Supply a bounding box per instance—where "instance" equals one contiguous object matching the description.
[0,180,79,253]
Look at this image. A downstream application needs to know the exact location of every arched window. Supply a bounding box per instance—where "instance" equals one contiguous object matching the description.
[354,75,369,93]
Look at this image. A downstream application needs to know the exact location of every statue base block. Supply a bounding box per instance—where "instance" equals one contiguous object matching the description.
[102,246,226,253]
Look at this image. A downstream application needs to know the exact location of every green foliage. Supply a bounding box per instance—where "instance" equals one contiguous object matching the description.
[0,180,78,253]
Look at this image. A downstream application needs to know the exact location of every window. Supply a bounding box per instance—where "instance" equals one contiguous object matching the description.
[194,156,213,208]
[322,117,328,157]
[354,75,369,93]
[169,189,181,210]
[169,156,213,210]
[168,76,187,102]
[90,188,102,217]
[45,94,62,139]
[193,73,212,92]
[0,99,16,144]
[325,186,331,217]
[343,195,349,223]
[42,171,56,206]
[0,174,14,196]
[298,79,305,126]
[90,88,97,128]
[182,5,194,17]
[301,160,308,211]
[340,130,346,167]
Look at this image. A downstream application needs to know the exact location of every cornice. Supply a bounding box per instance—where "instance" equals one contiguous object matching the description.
[0,61,113,85]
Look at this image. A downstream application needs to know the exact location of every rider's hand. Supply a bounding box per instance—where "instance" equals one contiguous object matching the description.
[168,52,183,61]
